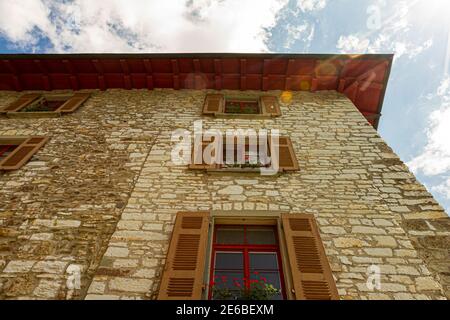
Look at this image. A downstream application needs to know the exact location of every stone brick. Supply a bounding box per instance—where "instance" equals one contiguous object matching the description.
[415,277,441,291]
[352,226,386,235]
[109,278,153,293]
[364,248,393,257]
[3,261,36,273]
[32,261,68,274]
[104,247,129,258]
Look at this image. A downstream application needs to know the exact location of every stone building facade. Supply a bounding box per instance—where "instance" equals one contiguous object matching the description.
[0,54,449,300]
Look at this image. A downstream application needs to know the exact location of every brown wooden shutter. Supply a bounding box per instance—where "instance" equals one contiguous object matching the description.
[158,212,210,300]
[269,136,299,172]
[188,140,220,170]
[55,93,90,113]
[1,93,41,113]
[260,96,281,117]
[202,94,224,115]
[281,213,339,300]
[0,136,49,171]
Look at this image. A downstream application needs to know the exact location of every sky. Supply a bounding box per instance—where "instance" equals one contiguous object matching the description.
[0,0,449,214]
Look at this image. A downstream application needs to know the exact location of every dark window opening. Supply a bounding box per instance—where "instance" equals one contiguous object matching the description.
[210,225,285,300]
[222,137,271,170]
[21,98,67,112]
[224,99,260,114]
[0,145,18,162]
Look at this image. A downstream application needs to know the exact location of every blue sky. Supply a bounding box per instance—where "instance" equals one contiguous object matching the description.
[0,0,449,213]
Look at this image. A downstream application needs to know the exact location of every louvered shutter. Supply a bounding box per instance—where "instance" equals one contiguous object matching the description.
[269,136,299,172]
[0,136,49,171]
[281,213,339,300]
[1,94,41,113]
[260,96,281,117]
[202,94,224,115]
[55,93,90,113]
[188,141,221,170]
[158,212,210,300]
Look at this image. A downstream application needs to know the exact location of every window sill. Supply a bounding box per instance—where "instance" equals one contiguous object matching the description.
[212,113,278,120]
[188,167,282,176]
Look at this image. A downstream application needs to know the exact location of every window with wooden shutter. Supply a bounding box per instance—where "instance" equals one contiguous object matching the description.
[0,136,49,171]
[55,93,90,113]
[188,140,221,170]
[203,94,224,115]
[260,96,281,117]
[203,94,282,118]
[281,213,339,300]
[0,93,41,113]
[269,136,299,172]
[1,92,90,117]
[158,212,210,300]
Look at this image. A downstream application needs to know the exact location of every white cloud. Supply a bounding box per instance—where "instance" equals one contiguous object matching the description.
[431,177,450,199]
[336,1,433,59]
[296,0,327,12]
[408,76,450,201]
[336,35,370,53]
[284,23,314,49]
[0,0,288,53]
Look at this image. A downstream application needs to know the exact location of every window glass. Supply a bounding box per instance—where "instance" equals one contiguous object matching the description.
[225,99,259,114]
[215,227,244,244]
[246,227,277,245]
[249,252,279,270]
[211,225,285,300]
[214,252,243,270]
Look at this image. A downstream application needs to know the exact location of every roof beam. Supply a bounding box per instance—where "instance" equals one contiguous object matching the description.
[92,59,106,91]
[120,59,132,90]
[240,59,246,91]
[34,59,51,91]
[143,59,153,90]
[193,59,202,89]
[171,59,180,90]
[262,59,269,91]
[3,60,22,91]
[214,59,221,90]
[63,59,79,91]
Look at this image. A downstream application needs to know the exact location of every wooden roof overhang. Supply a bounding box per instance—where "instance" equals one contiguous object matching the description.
[0,53,393,129]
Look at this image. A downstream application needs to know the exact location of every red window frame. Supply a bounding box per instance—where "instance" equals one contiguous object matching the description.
[209,225,286,300]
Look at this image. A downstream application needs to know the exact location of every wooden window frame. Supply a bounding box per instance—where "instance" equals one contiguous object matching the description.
[188,136,299,173]
[158,211,339,301]
[0,136,49,171]
[1,92,90,118]
[202,94,281,118]
[209,224,287,300]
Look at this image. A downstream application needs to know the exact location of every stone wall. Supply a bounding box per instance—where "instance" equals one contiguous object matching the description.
[0,89,448,300]
[0,90,156,299]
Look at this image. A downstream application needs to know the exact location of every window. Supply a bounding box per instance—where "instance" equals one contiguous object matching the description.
[210,225,285,300]
[188,136,299,172]
[0,136,49,171]
[157,212,339,300]
[1,92,90,117]
[224,99,260,114]
[202,94,281,117]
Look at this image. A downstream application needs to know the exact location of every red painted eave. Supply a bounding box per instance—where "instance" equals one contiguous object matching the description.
[0,53,393,129]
